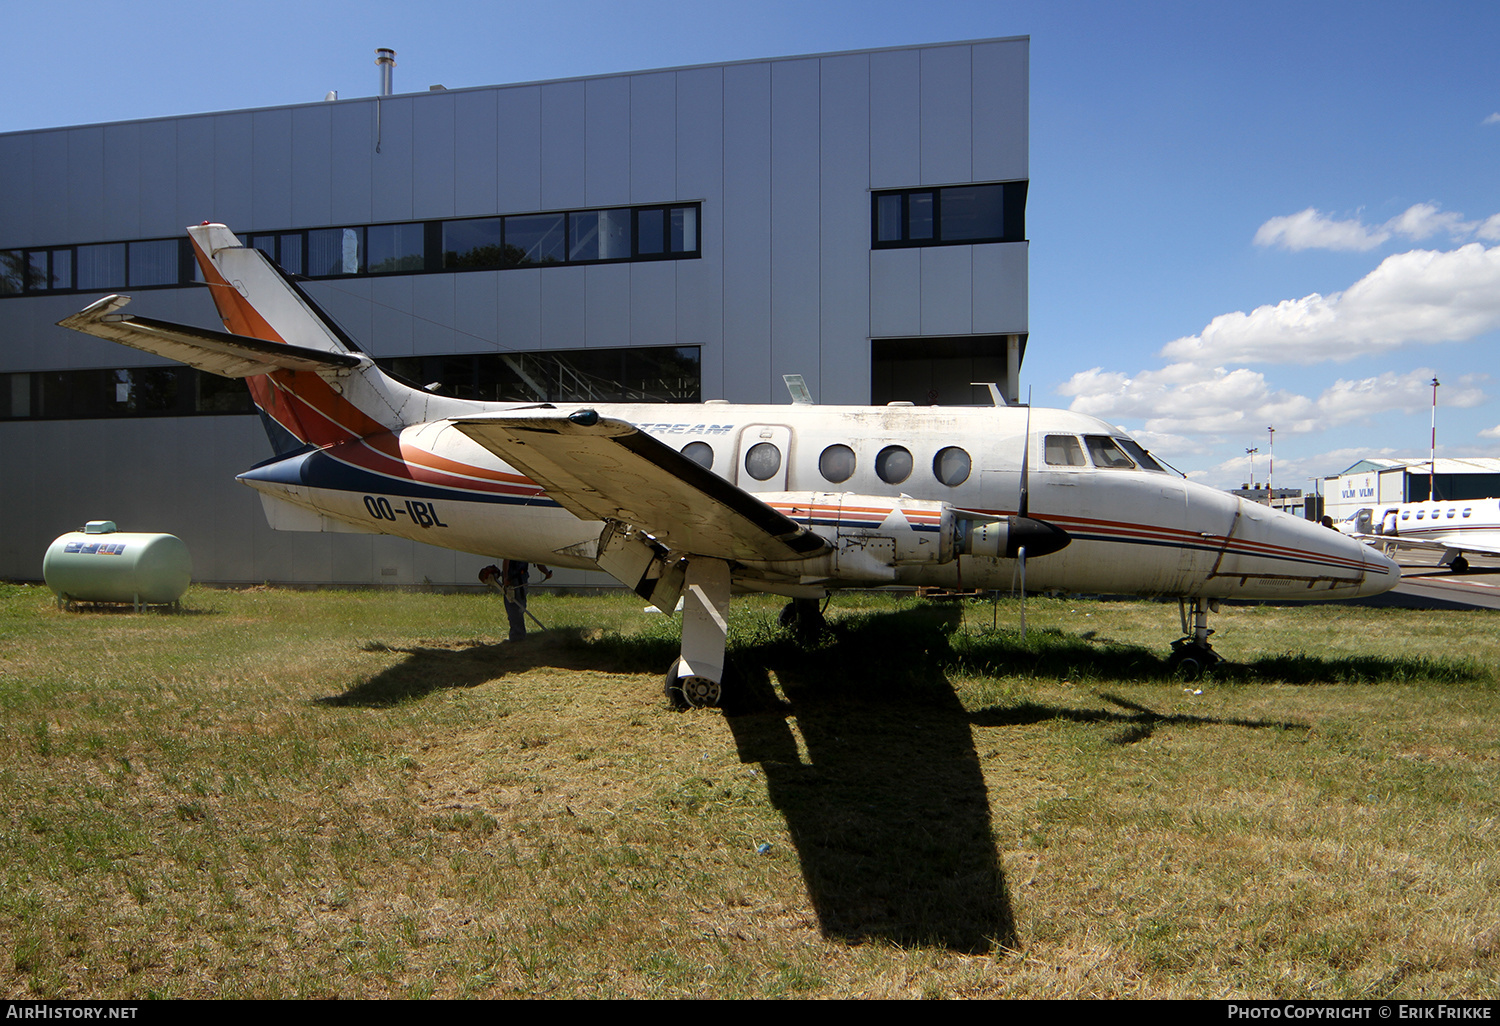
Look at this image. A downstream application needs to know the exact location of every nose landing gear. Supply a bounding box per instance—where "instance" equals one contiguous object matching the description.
[1169,598,1221,680]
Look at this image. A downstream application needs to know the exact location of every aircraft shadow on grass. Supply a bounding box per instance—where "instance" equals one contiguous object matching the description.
[315,602,1479,953]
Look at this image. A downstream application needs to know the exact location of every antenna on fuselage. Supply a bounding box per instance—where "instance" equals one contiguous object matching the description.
[783,374,814,405]
[972,382,1012,407]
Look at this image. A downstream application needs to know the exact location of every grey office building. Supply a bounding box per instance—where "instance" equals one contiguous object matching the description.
[0,37,1029,586]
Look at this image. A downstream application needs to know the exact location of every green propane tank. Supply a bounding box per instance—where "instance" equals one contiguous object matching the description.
[43,521,191,610]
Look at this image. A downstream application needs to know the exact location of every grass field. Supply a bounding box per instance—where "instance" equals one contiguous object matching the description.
[1,582,1498,999]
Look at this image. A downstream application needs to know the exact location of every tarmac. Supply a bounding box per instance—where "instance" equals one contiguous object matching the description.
[1349,549,1500,611]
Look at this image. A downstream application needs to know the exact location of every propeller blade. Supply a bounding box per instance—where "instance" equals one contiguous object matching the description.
[1018,544,1027,640]
[1018,400,1032,520]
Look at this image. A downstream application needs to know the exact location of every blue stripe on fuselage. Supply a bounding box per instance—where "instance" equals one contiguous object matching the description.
[238,449,559,508]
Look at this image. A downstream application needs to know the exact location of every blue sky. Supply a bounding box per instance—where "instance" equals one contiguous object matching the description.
[7,0,1499,491]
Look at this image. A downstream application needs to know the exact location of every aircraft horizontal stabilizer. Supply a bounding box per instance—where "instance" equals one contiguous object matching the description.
[452,408,830,563]
[57,295,363,378]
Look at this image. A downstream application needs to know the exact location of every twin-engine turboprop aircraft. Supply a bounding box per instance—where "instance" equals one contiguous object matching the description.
[59,223,1400,702]
[1338,501,1500,574]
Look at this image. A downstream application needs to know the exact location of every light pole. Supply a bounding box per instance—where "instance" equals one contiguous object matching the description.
[1267,426,1275,499]
[1430,376,1440,503]
[1246,447,1259,491]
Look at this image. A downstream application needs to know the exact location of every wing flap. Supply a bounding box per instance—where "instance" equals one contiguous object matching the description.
[452,409,829,563]
[57,295,363,378]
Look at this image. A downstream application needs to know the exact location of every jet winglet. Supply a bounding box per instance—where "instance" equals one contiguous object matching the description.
[57,294,364,378]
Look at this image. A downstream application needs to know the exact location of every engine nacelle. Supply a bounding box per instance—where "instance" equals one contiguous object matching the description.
[750,493,1067,583]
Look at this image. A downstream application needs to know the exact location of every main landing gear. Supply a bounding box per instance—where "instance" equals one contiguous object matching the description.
[778,597,827,644]
[664,558,732,710]
[1169,597,1221,680]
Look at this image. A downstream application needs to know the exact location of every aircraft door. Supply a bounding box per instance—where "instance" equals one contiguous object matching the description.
[735,424,793,493]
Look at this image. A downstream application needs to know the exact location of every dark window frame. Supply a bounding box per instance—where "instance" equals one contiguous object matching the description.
[871,181,1027,249]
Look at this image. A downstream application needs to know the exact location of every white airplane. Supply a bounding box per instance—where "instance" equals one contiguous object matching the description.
[1337,501,1500,574]
[58,223,1400,702]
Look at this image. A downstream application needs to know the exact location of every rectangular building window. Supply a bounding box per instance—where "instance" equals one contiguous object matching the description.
[505,213,565,266]
[366,223,426,273]
[308,227,363,275]
[76,243,126,290]
[128,240,179,287]
[443,218,505,269]
[872,181,1026,248]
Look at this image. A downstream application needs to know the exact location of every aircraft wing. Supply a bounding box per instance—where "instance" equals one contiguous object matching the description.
[452,409,830,563]
[1350,532,1500,558]
[57,295,363,378]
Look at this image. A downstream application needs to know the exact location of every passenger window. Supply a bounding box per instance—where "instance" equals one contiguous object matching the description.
[1447,509,1456,519]
[1417,510,1425,519]
[1401,511,1410,520]
[681,441,713,469]
[1044,435,1086,467]
[819,444,856,484]
[744,442,781,481]
[875,445,913,485]
[932,447,972,486]
[1084,435,1136,470]
[1464,508,1473,518]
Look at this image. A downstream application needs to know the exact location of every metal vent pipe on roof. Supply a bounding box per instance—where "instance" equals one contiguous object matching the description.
[376,48,396,96]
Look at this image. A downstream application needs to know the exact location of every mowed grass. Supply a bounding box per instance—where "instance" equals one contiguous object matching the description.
[1,582,1499,998]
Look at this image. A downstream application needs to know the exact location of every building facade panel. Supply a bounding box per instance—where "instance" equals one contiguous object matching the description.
[66,128,106,244]
[412,91,457,221]
[973,39,1029,182]
[629,72,677,205]
[540,81,587,211]
[452,89,500,216]
[818,52,874,405]
[290,105,334,228]
[920,245,975,336]
[328,102,374,225]
[173,117,217,229]
[495,86,542,212]
[0,134,35,244]
[137,120,180,236]
[920,46,974,186]
[720,60,774,403]
[584,76,631,208]
[868,49,921,190]
[211,113,255,232]
[102,123,142,241]
[973,242,1028,333]
[251,108,294,231]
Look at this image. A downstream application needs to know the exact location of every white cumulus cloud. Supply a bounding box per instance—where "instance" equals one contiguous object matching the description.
[1254,202,1492,252]
[1059,365,1487,441]
[1484,113,1500,125]
[1160,244,1500,366]
[1253,208,1388,251]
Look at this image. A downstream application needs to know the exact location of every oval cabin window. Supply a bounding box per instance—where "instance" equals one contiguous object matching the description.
[932,446,972,486]
[744,441,782,481]
[819,444,856,484]
[875,445,913,485]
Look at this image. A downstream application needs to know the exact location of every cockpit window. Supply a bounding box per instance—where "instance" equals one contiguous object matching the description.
[1084,435,1136,470]
[1044,434,1086,467]
[1114,437,1165,473]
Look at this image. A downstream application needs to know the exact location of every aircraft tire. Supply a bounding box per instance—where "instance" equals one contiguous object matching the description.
[1451,556,1470,574]
[664,658,724,710]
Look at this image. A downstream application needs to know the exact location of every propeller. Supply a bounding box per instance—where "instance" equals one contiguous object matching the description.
[1008,397,1070,638]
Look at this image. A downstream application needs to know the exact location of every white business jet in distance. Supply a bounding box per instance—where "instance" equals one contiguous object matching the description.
[59,223,1400,702]
[1338,501,1500,574]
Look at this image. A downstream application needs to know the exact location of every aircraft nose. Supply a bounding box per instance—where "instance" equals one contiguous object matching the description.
[1356,540,1402,597]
